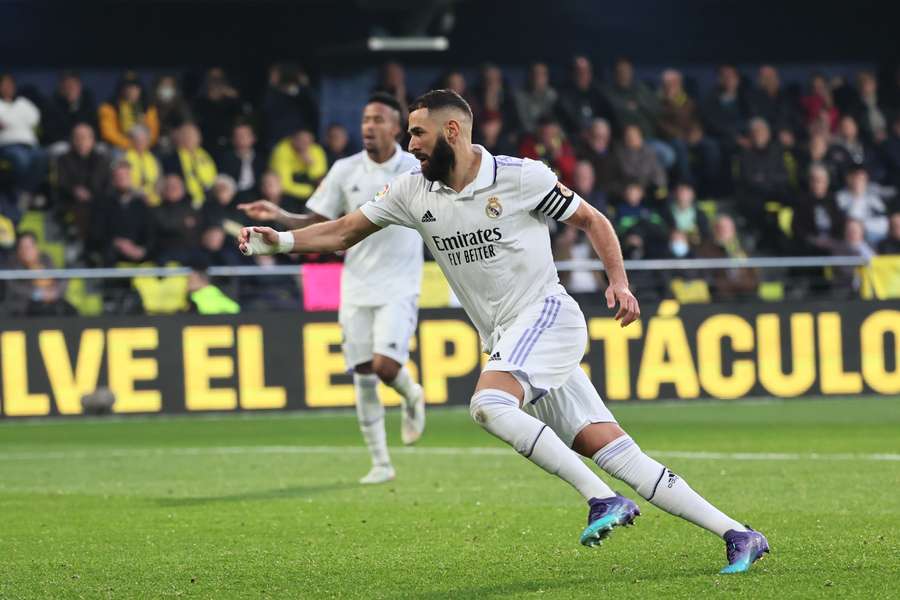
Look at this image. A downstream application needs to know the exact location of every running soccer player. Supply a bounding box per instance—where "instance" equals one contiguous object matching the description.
[239,93,425,485]
[239,90,769,573]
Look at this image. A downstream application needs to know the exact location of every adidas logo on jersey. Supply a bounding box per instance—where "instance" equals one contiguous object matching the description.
[488,352,501,361]
[421,210,437,223]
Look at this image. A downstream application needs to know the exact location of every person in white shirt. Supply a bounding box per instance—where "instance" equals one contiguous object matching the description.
[0,73,46,199]
[239,90,768,574]
[238,93,425,485]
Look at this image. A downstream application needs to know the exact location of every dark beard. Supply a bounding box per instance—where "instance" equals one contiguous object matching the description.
[421,134,455,183]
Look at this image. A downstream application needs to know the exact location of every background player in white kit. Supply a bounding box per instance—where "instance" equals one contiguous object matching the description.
[239,93,425,485]
[239,90,769,574]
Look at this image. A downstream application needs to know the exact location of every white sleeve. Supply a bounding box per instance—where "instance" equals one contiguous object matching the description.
[305,163,344,220]
[521,158,582,221]
[358,177,415,229]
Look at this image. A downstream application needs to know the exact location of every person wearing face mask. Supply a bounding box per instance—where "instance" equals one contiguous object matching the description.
[152,75,192,152]
[261,63,320,149]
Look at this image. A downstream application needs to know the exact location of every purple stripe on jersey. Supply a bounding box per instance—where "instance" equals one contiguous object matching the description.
[510,298,558,367]
[508,298,553,365]
[516,297,562,366]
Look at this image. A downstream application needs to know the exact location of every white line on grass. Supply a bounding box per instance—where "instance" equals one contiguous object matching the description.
[0,446,898,462]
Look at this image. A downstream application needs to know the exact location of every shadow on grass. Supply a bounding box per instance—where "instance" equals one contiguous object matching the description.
[405,576,592,599]
[156,481,356,507]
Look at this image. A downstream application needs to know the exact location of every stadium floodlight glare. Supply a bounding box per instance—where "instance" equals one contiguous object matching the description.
[367,36,449,51]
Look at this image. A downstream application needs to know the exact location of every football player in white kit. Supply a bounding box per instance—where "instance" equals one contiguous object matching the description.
[239,93,425,485]
[240,90,769,573]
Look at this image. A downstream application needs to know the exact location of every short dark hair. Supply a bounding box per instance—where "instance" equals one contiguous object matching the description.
[367,92,402,115]
[409,89,472,120]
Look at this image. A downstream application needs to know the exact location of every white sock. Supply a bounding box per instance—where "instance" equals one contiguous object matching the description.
[593,435,746,537]
[471,389,615,501]
[354,373,390,468]
[386,367,418,402]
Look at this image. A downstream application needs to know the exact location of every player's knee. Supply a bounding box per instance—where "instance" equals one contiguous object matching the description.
[354,361,374,375]
[469,389,518,426]
[372,355,400,383]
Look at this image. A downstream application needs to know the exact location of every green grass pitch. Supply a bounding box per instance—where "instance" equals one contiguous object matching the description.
[1,397,898,599]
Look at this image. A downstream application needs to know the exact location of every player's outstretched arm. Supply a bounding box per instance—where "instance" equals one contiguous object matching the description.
[563,202,641,327]
[237,200,329,229]
[238,209,380,256]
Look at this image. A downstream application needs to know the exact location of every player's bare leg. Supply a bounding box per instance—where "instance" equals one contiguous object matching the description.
[573,423,769,573]
[372,354,425,445]
[470,371,637,544]
[354,361,394,484]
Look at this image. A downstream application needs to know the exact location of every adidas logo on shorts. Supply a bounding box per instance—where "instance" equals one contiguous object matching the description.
[421,210,437,223]
[488,352,501,361]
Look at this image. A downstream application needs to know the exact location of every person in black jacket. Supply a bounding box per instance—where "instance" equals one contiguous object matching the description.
[193,67,247,154]
[556,56,616,138]
[56,123,110,242]
[261,63,319,149]
[217,121,266,203]
[877,212,900,255]
[151,174,202,264]
[41,71,98,146]
[792,164,845,255]
[89,161,154,266]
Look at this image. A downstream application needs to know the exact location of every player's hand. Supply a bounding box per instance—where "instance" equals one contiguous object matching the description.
[606,284,640,327]
[237,200,283,223]
[238,226,280,256]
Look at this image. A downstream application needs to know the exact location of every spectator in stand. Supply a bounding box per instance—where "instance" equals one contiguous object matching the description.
[800,73,840,133]
[657,68,708,184]
[89,161,154,266]
[194,67,246,154]
[851,71,889,144]
[268,127,327,212]
[41,71,98,147]
[553,161,608,291]
[749,65,800,139]
[557,56,615,138]
[258,170,285,208]
[612,124,667,198]
[603,57,668,164]
[152,174,202,264]
[662,182,711,249]
[186,260,240,314]
[476,113,516,157]
[830,219,875,295]
[151,75,192,152]
[575,118,616,192]
[98,72,159,150]
[0,73,46,201]
[800,133,841,189]
[613,182,668,260]
[124,124,162,206]
[56,123,110,242]
[702,64,752,150]
[217,121,265,203]
[162,122,217,208]
[696,214,759,300]
[877,212,900,254]
[471,63,517,132]
[684,120,725,197]
[373,61,414,116]
[882,114,900,189]
[792,164,844,255]
[836,164,889,245]
[440,71,475,108]
[323,123,352,165]
[261,63,319,148]
[200,174,247,266]
[829,114,885,182]
[518,116,577,183]
[735,117,791,247]
[514,62,558,136]
[572,159,608,215]
[4,232,75,317]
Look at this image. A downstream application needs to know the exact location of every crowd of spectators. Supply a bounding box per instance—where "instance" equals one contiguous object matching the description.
[2,58,900,313]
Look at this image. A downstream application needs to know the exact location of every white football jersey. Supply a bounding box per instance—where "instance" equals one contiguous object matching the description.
[360,145,582,349]
[307,145,423,306]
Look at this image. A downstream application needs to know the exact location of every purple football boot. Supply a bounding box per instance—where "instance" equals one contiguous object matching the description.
[579,493,640,547]
[720,526,770,573]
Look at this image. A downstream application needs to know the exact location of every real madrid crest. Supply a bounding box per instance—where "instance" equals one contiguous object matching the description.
[485,196,502,219]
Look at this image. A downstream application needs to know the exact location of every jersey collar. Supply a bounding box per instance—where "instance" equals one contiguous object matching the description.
[428,145,497,199]
[362,143,405,173]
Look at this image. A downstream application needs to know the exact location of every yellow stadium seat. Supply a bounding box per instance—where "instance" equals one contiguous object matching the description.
[860,256,900,299]
[758,281,784,301]
[670,278,711,303]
